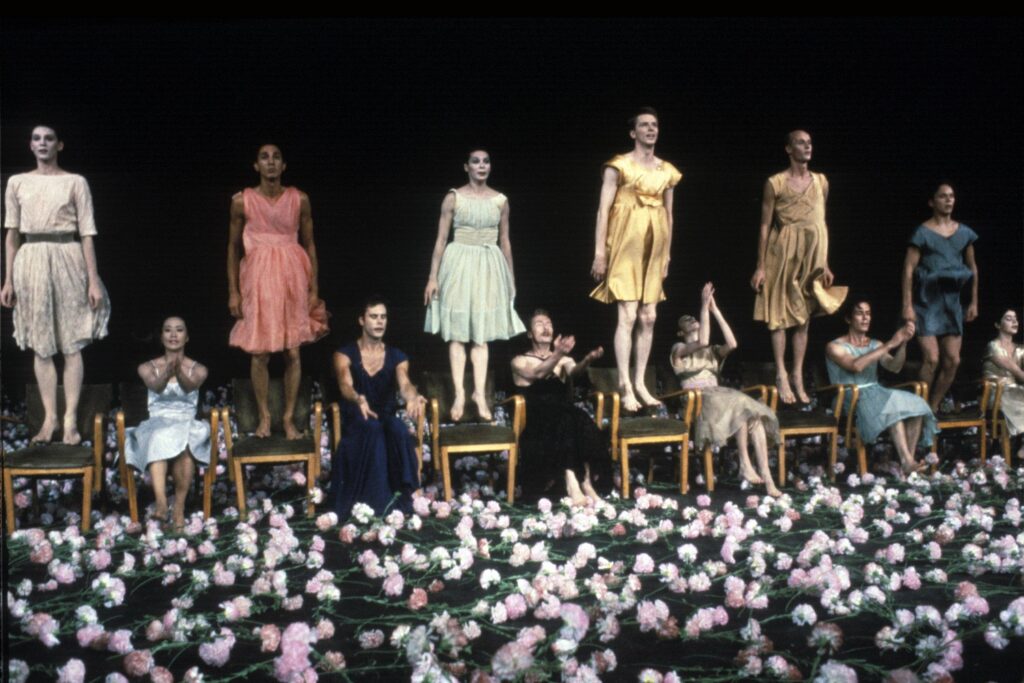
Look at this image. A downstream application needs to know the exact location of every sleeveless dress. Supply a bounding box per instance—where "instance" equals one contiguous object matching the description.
[330,343,420,519]
[826,340,938,445]
[4,173,110,358]
[517,373,611,498]
[229,187,329,353]
[754,172,846,330]
[124,373,210,471]
[909,224,978,337]
[425,190,524,344]
[590,154,682,305]
[983,340,1024,436]
[672,346,779,448]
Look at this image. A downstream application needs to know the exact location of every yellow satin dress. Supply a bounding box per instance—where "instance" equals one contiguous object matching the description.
[753,171,846,330]
[590,154,682,305]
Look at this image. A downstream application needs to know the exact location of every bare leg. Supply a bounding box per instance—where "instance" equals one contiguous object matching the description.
[904,415,923,454]
[614,301,640,411]
[31,354,59,443]
[448,342,467,421]
[251,353,272,437]
[171,450,195,530]
[282,347,302,439]
[735,425,762,483]
[790,320,811,403]
[149,460,169,521]
[889,421,923,473]
[469,343,492,421]
[633,302,661,406]
[565,469,587,506]
[931,335,962,412]
[918,336,940,407]
[770,328,795,404]
[61,352,84,445]
[580,463,602,502]
[750,421,781,497]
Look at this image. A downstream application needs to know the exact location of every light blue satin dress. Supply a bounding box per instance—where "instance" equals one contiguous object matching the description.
[125,379,210,471]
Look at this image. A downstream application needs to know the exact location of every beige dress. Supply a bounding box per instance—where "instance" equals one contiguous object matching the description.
[590,154,682,305]
[983,340,1024,436]
[672,346,779,448]
[4,173,110,357]
[753,171,845,330]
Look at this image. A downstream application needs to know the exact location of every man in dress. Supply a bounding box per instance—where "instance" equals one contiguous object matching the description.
[590,107,682,412]
[750,130,845,404]
[331,297,424,518]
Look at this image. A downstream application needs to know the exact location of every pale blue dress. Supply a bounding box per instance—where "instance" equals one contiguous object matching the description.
[425,190,525,344]
[826,340,938,445]
[124,378,210,471]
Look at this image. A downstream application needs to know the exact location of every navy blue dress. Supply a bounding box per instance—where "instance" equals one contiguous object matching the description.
[330,343,420,519]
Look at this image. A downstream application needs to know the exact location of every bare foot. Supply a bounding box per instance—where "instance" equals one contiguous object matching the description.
[776,375,796,405]
[471,392,492,422]
[149,503,168,523]
[450,394,465,422]
[62,417,82,445]
[620,385,641,412]
[581,478,602,503]
[30,418,57,444]
[254,414,271,438]
[740,465,764,485]
[764,482,782,498]
[566,470,588,507]
[901,459,926,475]
[634,382,662,408]
[283,418,302,441]
[791,377,811,404]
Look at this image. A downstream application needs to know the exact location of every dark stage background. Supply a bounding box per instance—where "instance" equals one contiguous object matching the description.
[2,18,1021,395]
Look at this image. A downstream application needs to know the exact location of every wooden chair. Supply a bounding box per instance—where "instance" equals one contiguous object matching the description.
[221,378,321,517]
[115,382,220,524]
[421,371,524,503]
[927,380,989,465]
[987,380,1015,467]
[694,384,776,492]
[586,367,695,498]
[3,384,112,534]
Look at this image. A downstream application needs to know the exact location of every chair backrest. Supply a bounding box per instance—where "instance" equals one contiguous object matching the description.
[585,367,657,396]
[421,370,495,421]
[117,382,151,428]
[231,377,312,434]
[26,384,113,438]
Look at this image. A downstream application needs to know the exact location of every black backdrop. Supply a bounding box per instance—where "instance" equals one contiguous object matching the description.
[2,18,1021,394]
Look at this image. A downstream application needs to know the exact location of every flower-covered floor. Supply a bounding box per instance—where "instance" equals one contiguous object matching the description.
[4,389,1024,683]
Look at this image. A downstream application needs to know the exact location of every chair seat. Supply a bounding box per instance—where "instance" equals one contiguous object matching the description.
[936,409,982,424]
[439,424,516,447]
[619,418,688,439]
[232,435,315,458]
[778,410,836,430]
[4,444,94,469]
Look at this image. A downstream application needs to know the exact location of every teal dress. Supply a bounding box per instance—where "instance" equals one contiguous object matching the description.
[910,224,977,337]
[826,340,938,445]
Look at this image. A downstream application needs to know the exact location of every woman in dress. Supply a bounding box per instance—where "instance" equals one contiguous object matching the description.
[983,309,1024,461]
[671,283,781,497]
[227,144,328,438]
[125,317,209,530]
[424,149,524,421]
[826,301,938,475]
[1,125,110,444]
[901,182,979,411]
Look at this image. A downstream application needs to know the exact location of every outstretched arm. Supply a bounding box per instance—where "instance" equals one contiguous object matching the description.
[298,192,319,306]
[511,335,575,383]
[334,351,377,420]
[227,194,245,318]
[569,346,604,378]
[591,166,619,281]
[395,360,426,423]
[828,322,915,375]
[709,293,737,355]
[424,193,454,305]
[901,246,920,323]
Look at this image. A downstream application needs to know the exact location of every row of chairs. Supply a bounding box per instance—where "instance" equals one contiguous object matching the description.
[1,368,1011,534]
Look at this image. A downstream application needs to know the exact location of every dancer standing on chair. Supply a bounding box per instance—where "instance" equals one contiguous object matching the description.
[1,125,110,445]
[227,144,328,439]
[751,130,845,405]
[590,107,682,411]
[425,149,524,422]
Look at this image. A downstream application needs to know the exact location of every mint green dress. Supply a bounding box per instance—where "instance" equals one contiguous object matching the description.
[425,190,525,344]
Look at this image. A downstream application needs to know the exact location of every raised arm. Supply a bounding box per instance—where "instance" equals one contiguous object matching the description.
[511,335,575,384]
[334,351,376,420]
[298,191,319,306]
[827,322,915,375]
[498,198,515,294]
[591,166,620,281]
[901,245,920,323]
[395,359,426,423]
[750,179,774,292]
[964,243,979,322]
[175,360,208,394]
[138,359,175,394]
[227,193,245,318]
[424,192,454,305]
[709,293,737,354]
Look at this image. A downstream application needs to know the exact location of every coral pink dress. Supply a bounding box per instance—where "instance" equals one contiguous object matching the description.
[229,187,328,353]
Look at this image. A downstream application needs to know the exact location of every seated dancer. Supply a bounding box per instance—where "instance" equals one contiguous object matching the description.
[125,317,209,531]
[511,309,610,506]
[331,298,424,519]
[671,284,781,497]
[826,301,938,475]
[983,309,1024,461]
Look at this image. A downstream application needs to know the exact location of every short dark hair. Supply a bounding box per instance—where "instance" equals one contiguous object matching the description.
[785,129,809,147]
[466,148,490,163]
[628,107,659,130]
[362,295,389,315]
[528,308,551,326]
[843,299,871,323]
[256,143,283,160]
[32,124,61,141]
[928,180,955,198]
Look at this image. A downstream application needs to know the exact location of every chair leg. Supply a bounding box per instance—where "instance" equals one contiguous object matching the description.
[620,441,631,499]
[4,470,16,534]
[441,448,453,502]
[979,424,987,465]
[647,458,656,487]
[1002,426,1012,467]
[703,444,714,493]
[81,468,94,533]
[233,459,247,516]
[203,464,214,520]
[306,458,316,517]
[828,430,838,482]
[777,440,787,485]
[123,464,139,525]
[679,438,690,495]
[506,446,517,504]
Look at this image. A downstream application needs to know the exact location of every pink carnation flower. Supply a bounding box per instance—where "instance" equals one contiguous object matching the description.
[123,650,154,677]
[55,659,85,683]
